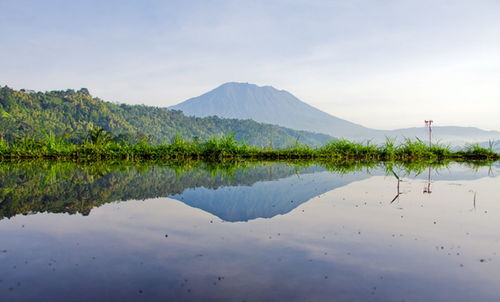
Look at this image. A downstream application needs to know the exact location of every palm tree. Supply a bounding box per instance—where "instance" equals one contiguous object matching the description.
[88,126,112,145]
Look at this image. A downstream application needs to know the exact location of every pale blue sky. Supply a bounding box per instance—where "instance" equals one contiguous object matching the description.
[1,0,499,130]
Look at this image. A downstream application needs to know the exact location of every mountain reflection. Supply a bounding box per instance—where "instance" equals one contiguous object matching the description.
[169,170,371,222]
[0,160,495,221]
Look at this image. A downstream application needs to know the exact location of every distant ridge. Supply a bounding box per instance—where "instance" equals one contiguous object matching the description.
[171,82,500,145]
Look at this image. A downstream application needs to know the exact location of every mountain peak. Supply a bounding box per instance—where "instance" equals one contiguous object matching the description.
[170,82,369,138]
[216,82,280,92]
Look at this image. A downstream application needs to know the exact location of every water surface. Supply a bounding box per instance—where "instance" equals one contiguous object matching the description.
[1,161,499,301]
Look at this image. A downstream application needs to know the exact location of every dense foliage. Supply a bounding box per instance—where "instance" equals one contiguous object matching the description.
[0,86,333,147]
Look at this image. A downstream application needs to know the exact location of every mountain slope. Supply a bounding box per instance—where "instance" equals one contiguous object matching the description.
[0,86,333,147]
[171,82,375,140]
[171,82,500,145]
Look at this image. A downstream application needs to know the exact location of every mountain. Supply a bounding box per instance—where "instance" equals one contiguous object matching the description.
[0,86,333,147]
[171,82,375,140]
[171,82,500,145]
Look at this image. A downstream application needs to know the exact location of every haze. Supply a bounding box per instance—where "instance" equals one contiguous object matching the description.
[1,0,499,130]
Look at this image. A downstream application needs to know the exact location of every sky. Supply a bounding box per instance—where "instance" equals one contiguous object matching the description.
[1,0,499,130]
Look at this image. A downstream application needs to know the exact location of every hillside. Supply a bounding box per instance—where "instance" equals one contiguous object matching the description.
[171,82,500,145]
[0,86,333,147]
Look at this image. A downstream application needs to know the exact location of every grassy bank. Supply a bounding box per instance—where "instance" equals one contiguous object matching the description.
[0,130,498,161]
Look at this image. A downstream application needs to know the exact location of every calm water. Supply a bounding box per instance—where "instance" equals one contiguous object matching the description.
[0,161,499,302]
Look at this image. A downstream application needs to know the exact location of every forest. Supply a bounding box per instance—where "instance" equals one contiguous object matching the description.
[0,86,332,147]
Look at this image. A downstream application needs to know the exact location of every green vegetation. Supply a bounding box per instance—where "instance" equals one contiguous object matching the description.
[1,86,497,161]
[0,86,332,147]
[0,130,498,160]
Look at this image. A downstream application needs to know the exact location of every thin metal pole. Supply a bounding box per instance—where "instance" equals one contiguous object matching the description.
[425,120,433,147]
[429,121,432,147]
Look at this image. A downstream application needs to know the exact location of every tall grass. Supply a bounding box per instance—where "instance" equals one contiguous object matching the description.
[0,129,497,161]
[456,142,498,160]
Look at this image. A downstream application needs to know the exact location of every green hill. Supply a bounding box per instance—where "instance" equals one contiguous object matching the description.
[0,86,333,147]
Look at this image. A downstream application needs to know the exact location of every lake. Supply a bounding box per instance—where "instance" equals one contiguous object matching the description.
[1,160,499,301]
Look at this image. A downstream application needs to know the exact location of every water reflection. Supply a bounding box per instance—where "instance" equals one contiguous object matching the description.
[1,161,495,221]
[0,160,379,221]
[0,160,499,301]
[169,168,374,222]
[423,166,432,194]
